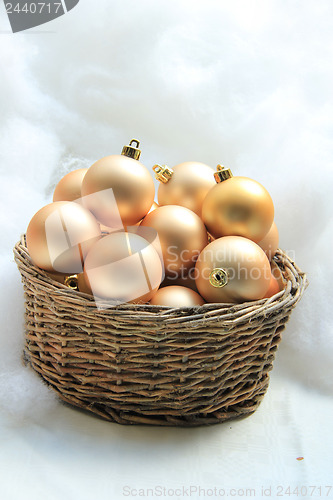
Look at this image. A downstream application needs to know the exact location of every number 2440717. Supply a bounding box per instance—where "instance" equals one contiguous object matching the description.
[5,3,63,14]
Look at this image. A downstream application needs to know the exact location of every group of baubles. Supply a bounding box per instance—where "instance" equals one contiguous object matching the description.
[26,140,280,308]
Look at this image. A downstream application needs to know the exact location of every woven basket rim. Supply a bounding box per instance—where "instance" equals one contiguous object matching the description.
[13,234,308,323]
[13,234,309,320]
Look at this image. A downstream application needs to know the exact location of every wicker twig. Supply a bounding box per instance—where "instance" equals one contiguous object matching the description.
[13,235,308,426]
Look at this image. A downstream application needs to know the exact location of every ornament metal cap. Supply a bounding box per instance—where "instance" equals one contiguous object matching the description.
[121,139,141,160]
[214,165,233,183]
[153,164,174,184]
[209,268,229,288]
[64,274,79,290]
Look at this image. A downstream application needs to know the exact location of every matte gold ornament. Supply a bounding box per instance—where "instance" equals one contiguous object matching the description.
[161,270,198,292]
[53,168,88,203]
[140,205,208,276]
[100,202,159,233]
[202,165,274,243]
[45,271,67,284]
[81,140,155,228]
[150,285,204,307]
[258,221,279,260]
[153,161,215,216]
[135,202,159,226]
[263,273,280,298]
[26,201,101,273]
[83,232,163,304]
[195,236,271,303]
[77,273,93,295]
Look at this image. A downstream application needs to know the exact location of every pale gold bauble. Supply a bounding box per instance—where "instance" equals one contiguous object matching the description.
[45,271,67,284]
[262,274,280,298]
[100,202,160,233]
[155,162,215,216]
[53,168,88,203]
[161,270,198,292]
[135,202,159,226]
[83,232,163,304]
[258,221,279,260]
[202,175,274,243]
[26,201,101,273]
[150,286,204,307]
[195,236,271,303]
[81,154,155,228]
[77,273,93,295]
[140,205,208,276]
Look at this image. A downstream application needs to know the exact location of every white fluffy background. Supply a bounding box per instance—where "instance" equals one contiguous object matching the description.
[0,0,332,427]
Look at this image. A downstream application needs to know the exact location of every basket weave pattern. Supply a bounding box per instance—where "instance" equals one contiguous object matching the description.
[14,236,307,426]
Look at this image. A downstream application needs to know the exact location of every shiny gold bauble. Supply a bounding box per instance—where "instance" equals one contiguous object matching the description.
[262,274,280,298]
[156,162,215,216]
[195,236,271,303]
[26,201,101,273]
[81,154,155,227]
[258,221,279,260]
[83,232,163,304]
[202,176,274,243]
[53,168,88,203]
[150,285,204,307]
[140,205,208,276]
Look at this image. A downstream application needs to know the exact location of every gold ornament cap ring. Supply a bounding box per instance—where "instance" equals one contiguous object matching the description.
[214,165,233,183]
[209,268,229,288]
[64,274,79,290]
[121,139,142,160]
[153,164,174,184]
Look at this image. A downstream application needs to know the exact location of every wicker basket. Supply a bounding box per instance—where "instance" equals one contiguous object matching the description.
[13,235,307,427]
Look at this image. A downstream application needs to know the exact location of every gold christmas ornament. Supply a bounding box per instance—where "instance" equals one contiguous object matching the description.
[263,273,280,298]
[154,161,216,216]
[100,202,159,232]
[45,271,67,284]
[83,232,163,304]
[140,205,208,276]
[202,165,274,243]
[150,285,204,307]
[26,201,101,274]
[53,168,88,203]
[258,221,279,260]
[77,272,93,295]
[161,270,198,292]
[135,202,159,226]
[81,140,155,228]
[195,236,271,303]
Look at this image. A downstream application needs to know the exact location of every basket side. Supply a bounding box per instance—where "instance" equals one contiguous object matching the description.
[14,238,308,427]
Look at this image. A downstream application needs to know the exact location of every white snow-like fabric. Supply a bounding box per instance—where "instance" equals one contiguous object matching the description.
[0,1,332,497]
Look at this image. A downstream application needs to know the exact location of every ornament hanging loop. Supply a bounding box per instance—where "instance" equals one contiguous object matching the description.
[153,164,174,184]
[122,139,142,160]
[214,165,233,183]
[209,268,229,288]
